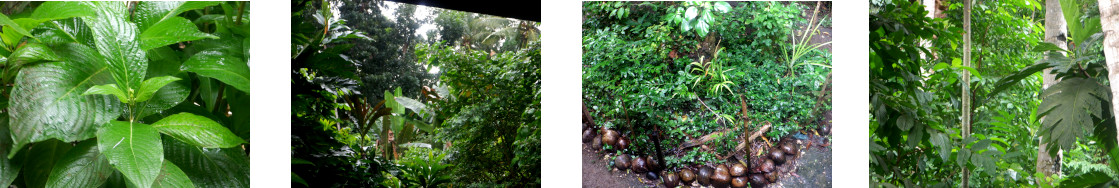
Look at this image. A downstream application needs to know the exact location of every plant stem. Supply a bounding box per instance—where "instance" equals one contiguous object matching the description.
[236,1,245,25]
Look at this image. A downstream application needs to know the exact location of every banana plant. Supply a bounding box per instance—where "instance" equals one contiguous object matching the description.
[0,2,250,188]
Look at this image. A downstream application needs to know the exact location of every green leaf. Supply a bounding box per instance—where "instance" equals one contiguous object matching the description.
[292,173,308,187]
[1058,171,1117,188]
[151,112,245,148]
[83,84,129,103]
[31,2,95,21]
[162,138,249,188]
[82,1,147,94]
[38,18,94,46]
[181,51,249,93]
[0,116,19,188]
[8,42,60,67]
[1038,78,1110,156]
[21,139,73,188]
[139,17,218,50]
[0,13,33,39]
[958,66,981,79]
[8,43,123,155]
[97,121,164,188]
[149,160,195,188]
[713,2,731,12]
[988,60,1056,98]
[45,140,114,188]
[685,6,698,20]
[135,76,182,103]
[1031,42,1068,53]
[134,1,222,32]
[134,47,190,119]
[929,132,951,162]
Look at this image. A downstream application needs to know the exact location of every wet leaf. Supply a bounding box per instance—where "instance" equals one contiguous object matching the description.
[163,138,249,188]
[8,43,122,155]
[45,140,113,188]
[134,76,182,103]
[30,2,94,21]
[20,139,72,188]
[133,1,221,31]
[151,112,245,148]
[139,17,217,50]
[0,116,18,188]
[148,160,195,188]
[82,1,147,94]
[181,51,249,93]
[83,84,128,103]
[97,121,163,188]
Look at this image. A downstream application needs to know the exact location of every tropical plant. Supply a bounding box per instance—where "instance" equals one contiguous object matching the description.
[391,147,453,188]
[665,1,731,37]
[688,47,735,95]
[0,1,250,188]
[781,2,831,78]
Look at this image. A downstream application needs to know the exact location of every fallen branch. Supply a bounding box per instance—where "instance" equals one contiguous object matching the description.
[674,121,772,155]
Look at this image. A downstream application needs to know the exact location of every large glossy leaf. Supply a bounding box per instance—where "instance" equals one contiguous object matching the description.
[152,113,244,148]
[21,139,73,188]
[97,121,163,188]
[0,116,18,188]
[81,1,147,93]
[38,18,94,46]
[45,140,113,188]
[139,17,217,50]
[181,51,249,93]
[1038,77,1110,156]
[8,42,60,67]
[8,43,122,155]
[30,2,95,21]
[134,1,222,31]
[162,137,249,188]
[148,160,195,188]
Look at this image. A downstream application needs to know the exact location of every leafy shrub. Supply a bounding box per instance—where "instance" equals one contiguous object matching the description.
[0,1,250,188]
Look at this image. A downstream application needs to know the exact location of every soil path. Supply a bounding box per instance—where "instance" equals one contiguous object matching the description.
[582,145,651,188]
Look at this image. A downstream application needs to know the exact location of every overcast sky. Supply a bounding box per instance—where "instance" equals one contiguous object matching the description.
[380,1,437,39]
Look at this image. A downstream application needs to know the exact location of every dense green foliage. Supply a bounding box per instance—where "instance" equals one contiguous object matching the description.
[869,0,1119,186]
[0,1,250,188]
[291,0,540,187]
[583,1,830,169]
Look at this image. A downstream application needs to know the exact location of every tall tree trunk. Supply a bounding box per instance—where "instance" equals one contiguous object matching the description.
[961,0,972,186]
[1099,0,1119,156]
[1037,0,1067,185]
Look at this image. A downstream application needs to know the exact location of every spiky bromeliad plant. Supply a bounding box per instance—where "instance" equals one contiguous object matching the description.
[0,2,250,188]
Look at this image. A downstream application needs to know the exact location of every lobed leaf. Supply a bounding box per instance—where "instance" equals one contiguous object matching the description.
[1037,78,1110,156]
